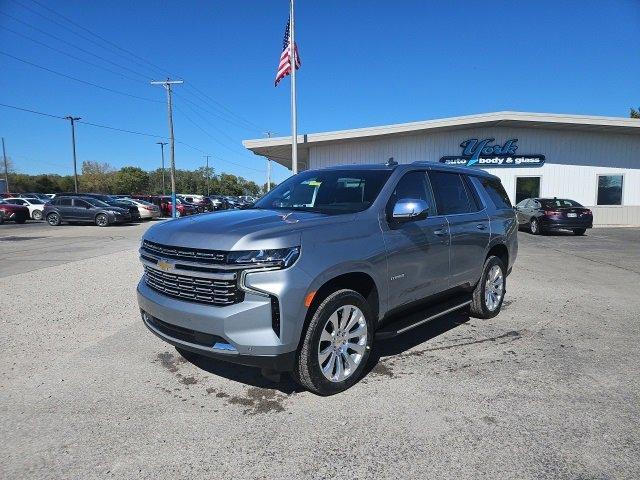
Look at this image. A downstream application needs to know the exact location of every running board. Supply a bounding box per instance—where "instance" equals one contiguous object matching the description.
[375,296,472,340]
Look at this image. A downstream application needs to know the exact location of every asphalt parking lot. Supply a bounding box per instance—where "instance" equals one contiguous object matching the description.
[1,221,639,479]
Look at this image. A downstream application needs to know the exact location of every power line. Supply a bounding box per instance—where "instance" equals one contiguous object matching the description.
[0,11,152,82]
[0,25,146,84]
[0,50,161,103]
[0,102,65,120]
[0,102,264,174]
[173,105,264,172]
[23,0,172,78]
[16,0,266,133]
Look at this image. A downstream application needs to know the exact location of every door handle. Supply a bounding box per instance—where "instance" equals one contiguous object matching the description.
[476,224,487,230]
[433,228,448,236]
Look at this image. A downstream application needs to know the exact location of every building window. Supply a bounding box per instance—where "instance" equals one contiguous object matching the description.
[597,175,623,206]
[515,177,540,204]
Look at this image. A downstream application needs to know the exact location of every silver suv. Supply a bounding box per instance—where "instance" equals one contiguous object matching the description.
[137,162,517,394]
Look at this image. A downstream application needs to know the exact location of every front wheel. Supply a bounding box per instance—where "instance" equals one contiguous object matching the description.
[46,213,61,226]
[32,210,43,221]
[293,289,374,395]
[95,213,109,227]
[573,228,586,236]
[529,218,541,235]
[470,256,506,319]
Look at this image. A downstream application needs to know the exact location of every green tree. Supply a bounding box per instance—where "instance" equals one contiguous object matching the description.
[112,166,149,194]
[631,107,640,119]
[80,161,114,193]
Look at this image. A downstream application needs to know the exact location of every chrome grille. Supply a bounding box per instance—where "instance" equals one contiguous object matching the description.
[143,265,242,306]
[142,240,227,264]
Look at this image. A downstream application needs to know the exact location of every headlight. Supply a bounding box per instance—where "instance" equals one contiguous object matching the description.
[106,210,121,215]
[227,247,300,268]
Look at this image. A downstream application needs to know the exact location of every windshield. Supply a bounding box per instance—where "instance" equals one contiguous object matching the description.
[540,198,583,208]
[85,198,110,207]
[254,169,392,215]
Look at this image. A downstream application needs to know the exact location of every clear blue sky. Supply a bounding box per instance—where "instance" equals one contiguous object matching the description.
[1,0,639,185]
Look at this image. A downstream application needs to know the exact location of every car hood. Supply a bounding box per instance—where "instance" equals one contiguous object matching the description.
[144,208,354,251]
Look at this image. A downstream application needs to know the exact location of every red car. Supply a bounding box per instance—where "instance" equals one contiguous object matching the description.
[0,199,30,223]
[158,196,199,217]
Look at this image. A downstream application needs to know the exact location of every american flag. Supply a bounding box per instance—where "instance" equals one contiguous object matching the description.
[275,19,301,87]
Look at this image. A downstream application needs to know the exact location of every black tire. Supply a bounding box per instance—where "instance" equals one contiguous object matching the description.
[529,218,541,235]
[573,228,586,236]
[470,255,507,319]
[32,210,43,221]
[95,213,109,227]
[293,289,374,395]
[46,213,61,226]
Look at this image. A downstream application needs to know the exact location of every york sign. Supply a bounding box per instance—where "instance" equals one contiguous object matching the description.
[439,138,545,168]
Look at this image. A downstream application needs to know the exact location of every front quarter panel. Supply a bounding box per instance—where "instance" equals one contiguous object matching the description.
[244,212,388,350]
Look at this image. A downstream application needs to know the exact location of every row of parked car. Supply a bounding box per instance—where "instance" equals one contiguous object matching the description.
[0,192,259,226]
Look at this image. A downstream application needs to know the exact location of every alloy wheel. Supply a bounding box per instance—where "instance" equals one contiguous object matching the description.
[530,219,539,234]
[47,213,59,226]
[96,215,108,227]
[484,265,504,311]
[317,305,368,383]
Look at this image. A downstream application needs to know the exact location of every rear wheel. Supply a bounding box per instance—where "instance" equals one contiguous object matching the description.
[32,210,43,221]
[175,210,182,217]
[95,213,109,227]
[529,218,541,235]
[470,256,506,319]
[293,289,374,395]
[46,213,61,226]
[573,228,586,236]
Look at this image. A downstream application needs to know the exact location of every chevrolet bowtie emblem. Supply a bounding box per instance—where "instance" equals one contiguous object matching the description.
[156,260,173,271]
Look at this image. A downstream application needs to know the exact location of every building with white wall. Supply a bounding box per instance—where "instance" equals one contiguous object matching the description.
[243,112,640,225]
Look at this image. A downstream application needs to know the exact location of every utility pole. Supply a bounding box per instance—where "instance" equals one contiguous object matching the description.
[264,131,276,192]
[65,116,81,192]
[156,141,167,195]
[151,78,183,218]
[203,155,211,196]
[1,138,9,193]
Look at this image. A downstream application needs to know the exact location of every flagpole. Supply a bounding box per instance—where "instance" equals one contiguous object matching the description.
[289,0,298,175]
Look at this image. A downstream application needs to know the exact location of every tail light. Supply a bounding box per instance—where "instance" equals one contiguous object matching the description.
[582,209,592,216]
[544,210,560,216]
[142,205,154,211]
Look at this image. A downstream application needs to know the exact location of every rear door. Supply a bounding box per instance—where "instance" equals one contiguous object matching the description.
[72,199,93,221]
[428,171,490,289]
[381,170,450,309]
[57,198,74,219]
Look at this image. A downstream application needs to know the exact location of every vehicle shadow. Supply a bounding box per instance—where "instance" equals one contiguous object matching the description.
[176,347,304,394]
[178,308,471,395]
[364,308,471,375]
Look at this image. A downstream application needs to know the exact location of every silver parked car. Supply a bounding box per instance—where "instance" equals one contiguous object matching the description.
[137,162,518,394]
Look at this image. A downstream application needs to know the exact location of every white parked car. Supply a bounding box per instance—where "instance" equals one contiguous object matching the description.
[4,197,47,220]
[117,198,161,220]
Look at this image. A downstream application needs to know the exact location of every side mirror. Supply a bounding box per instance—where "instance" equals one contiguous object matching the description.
[392,198,429,221]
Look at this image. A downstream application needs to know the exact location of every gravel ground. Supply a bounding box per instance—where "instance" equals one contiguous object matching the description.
[1,222,638,479]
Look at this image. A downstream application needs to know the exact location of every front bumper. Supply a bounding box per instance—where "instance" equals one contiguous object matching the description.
[141,310,296,371]
[136,263,309,371]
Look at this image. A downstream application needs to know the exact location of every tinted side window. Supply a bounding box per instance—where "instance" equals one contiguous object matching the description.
[59,198,73,206]
[73,199,90,208]
[480,178,512,209]
[388,171,436,216]
[428,171,474,215]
